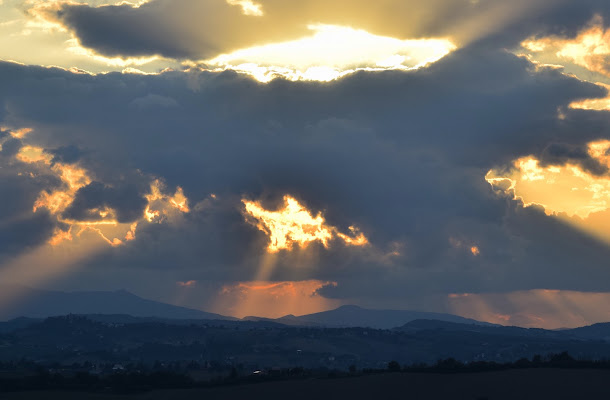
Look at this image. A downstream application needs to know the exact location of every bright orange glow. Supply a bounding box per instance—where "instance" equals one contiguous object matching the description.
[48,227,73,247]
[486,151,610,219]
[144,180,190,222]
[19,145,92,215]
[33,191,74,215]
[448,289,610,329]
[470,246,480,256]
[15,145,140,247]
[486,142,610,245]
[169,187,190,213]
[8,127,32,139]
[144,205,160,222]
[57,163,90,190]
[522,15,610,78]
[16,145,52,164]
[124,222,138,241]
[205,25,455,82]
[243,196,333,252]
[336,226,369,246]
[242,195,368,253]
[213,280,340,318]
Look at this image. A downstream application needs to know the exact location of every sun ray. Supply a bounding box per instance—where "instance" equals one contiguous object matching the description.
[0,237,108,317]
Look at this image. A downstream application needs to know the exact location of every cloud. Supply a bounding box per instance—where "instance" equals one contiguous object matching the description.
[47,145,85,164]
[2,32,610,320]
[32,0,610,63]
[62,181,147,223]
[242,195,367,253]
[32,0,275,59]
[538,142,609,176]
[129,94,179,109]
[522,15,610,79]
[0,136,59,258]
[203,25,455,82]
[0,137,22,158]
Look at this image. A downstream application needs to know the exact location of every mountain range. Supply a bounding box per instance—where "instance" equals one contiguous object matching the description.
[244,305,495,329]
[3,286,610,336]
[3,287,610,367]
[0,286,494,329]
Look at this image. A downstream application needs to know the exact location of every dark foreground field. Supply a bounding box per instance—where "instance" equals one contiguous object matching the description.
[1,369,609,400]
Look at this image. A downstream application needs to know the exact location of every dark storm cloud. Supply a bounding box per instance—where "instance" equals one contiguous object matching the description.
[62,181,147,223]
[47,145,85,165]
[36,0,610,61]
[47,2,211,59]
[0,211,55,256]
[36,0,284,59]
[0,137,22,158]
[316,199,610,304]
[2,37,610,308]
[0,153,58,258]
[537,142,609,176]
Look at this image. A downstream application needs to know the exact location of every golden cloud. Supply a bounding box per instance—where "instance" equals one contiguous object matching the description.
[486,140,610,244]
[144,179,190,222]
[242,195,368,253]
[522,15,610,78]
[486,144,610,219]
[15,144,145,247]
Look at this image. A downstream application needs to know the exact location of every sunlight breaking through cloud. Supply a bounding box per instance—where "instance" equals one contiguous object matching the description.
[14,145,138,247]
[144,179,190,223]
[486,145,610,219]
[11,137,191,248]
[521,15,610,78]
[203,25,455,82]
[485,140,610,245]
[242,195,368,253]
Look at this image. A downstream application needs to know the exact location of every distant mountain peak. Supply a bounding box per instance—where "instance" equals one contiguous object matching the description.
[254,304,496,329]
[0,286,235,322]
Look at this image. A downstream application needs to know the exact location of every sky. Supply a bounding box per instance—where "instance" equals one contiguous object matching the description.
[1,0,610,329]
